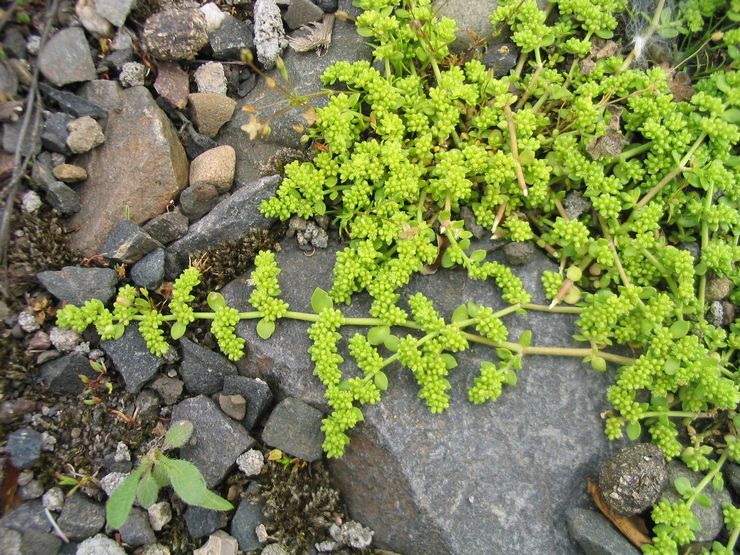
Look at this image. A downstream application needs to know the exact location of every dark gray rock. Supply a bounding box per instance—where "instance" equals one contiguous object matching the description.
[181,123,220,160]
[6,428,42,469]
[564,191,592,220]
[20,529,62,555]
[4,26,27,58]
[566,508,640,555]
[57,494,105,542]
[218,19,370,184]
[37,266,117,305]
[38,28,97,86]
[598,443,667,516]
[31,153,57,191]
[104,49,133,72]
[261,398,324,462]
[45,181,80,216]
[118,508,156,547]
[3,120,41,157]
[222,374,273,430]
[101,326,164,393]
[142,8,209,61]
[180,337,238,395]
[149,375,184,405]
[221,238,626,554]
[284,0,324,30]
[135,389,161,421]
[184,506,229,538]
[143,210,189,245]
[209,14,254,60]
[95,0,135,27]
[179,183,219,221]
[482,42,519,78]
[434,0,498,52]
[313,0,339,12]
[165,175,280,277]
[38,84,109,119]
[727,464,740,497]
[101,221,163,264]
[664,461,731,542]
[230,492,263,552]
[0,61,18,98]
[237,68,257,97]
[40,352,98,395]
[0,500,50,533]
[503,241,535,266]
[131,248,166,290]
[78,80,125,114]
[171,395,254,487]
[0,526,21,555]
[42,112,74,155]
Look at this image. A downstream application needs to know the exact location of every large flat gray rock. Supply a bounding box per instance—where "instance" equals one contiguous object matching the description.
[222,239,626,554]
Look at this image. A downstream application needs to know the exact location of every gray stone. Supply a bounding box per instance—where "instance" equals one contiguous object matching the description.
[566,508,640,555]
[38,83,108,119]
[236,449,263,477]
[179,183,219,221]
[219,394,247,420]
[253,0,287,69]
[727,464,740,496]
[143,210,189,245]
[119,508,156,547]
[194,62,228,95]
[433,0,498,52]
[119,62,147,88]
[313,0,339,12]
[66,116,105,154]
[0,399,36,424]
[284,0,324,30]
[190,145,236,194]
[76,80,124,115]
[222,375,273,430]
[165,175,280,277]
[100,221,162,264]
[142,8,209,61]
[0,500,50,533]
[188,92,236,138]
[4,26,27,58]
[208,14,254,60]
[185,506,229,538]
[329,521,373,549]
[102,326,163,393]
[100,472,129,496]
[41,112,73,155]
[38,28,96,86]
[664,461,731,542]
[564,192,593,220]
[261,397,323,462]
[705,276,731,302]
[149,375,184,405]
[20,529,62,555]
[40,352,98,394]
[598,443,667,516]
[147,502,172,532]
[57,494,105,541]
[3,120,40,158]
[69,85,189,256]
[482,42,519,78]
[230,495,263,552]
[37,266,118,305]
[201,3,226,32]
[131,248,166,290]
[6,428,42,468]
[194,531,239,555]
[105,49,134,72]
[0,61,18,97]
[49,327,81,352]
[261,544,289,555]
[218,18,370,184]
[46,181,81,215]
[171,395,254,487]
[135,389,161,421]
[95,0,135,27]
[221,238,627,554]
[31,152,56,190]
[0,527,21,555]
[19,479,44,500]
[42,487,64,512]
[76,534,126,555]
[503,241,535,266]
[180,337,238,395]
[77,0,113,37]
[237,68,257,97]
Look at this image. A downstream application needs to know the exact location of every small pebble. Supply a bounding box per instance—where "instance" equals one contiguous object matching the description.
[49,327,81,352]
[100,472,129,496]
[21,190,42,213]
[219,393,247,420]
[19,479,44,500]
[119,61,147,87]
[18,470,34,486]
[236,449,264,477]
[66,116,105,154]
[42,486,65,511]
[148,501,172,531]
[17,309,39,333]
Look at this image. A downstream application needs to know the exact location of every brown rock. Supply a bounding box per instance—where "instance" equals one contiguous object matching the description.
[189,145,235,193]
[142,8,209,61]
[218,393,247,421]
[0,151,14,180]
[154,62,189,110]
[66,116,105,154]
[188,93,236,138]
[52,163,88,183]
[69,85,189,256]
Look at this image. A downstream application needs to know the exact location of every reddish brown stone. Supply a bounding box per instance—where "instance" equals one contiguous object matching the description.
[154,62,190,110]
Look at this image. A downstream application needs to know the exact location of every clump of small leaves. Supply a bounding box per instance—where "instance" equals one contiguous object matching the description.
[106,420,232,529]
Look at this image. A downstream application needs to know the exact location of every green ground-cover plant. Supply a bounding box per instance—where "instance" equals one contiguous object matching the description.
[56,0,740,551]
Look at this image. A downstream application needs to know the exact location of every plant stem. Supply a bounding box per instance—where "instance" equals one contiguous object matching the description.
[504,104,528,196]
[619,0,667,71]
[686,450,728,507]
[522,303,583,314]
[698,180,714,319]
[641,411,714,419]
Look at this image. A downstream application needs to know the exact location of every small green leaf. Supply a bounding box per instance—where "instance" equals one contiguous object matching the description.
[113,324,125,340]
[368,326,390,346]
[466,302,480,317]
[310,288,333,313]
[504,369,517,386]
[696,493,712,508]
[441,249,455,268]
[518,330,532,347]
[356,25,374,37]
[670,320,691,338]
[313,200,326,215]
[470,249,487,263]
[674,476,693,496]
[164,420,194,449]
[136,470,160,508]
[106,466,145,529]
[170,321,186,340]
[451,304,468,323]
[207,292,226,311]
[441,354,458,369]
[496,348,512,361]
[152,464,170,487]
[351,406,364,423]
[626,421,642,441]
[374,371,388,391]
[664,358,680,375]
[590,356,607,372]
[712,473,724,491]
[256,318,276,340]
[384,335,400,352]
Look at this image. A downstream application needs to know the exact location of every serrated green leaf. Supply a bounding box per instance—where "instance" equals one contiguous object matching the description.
[310,288,333,313]
[696,493,712,508]
[451,304,468,323]
[368,326,390,346]
[626,421,642,441]
[170,321,187,340]
[158,456,233,511]
[136,470,160,508]
[518,330,532,347]
[384,335,400,352]
[374,371,388,391]
[164,420,194,449]
[106,466,145,529]
[256,318,276,340]
[207,292,226,311]
[670,320,691,338]
[674,476,693,496]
